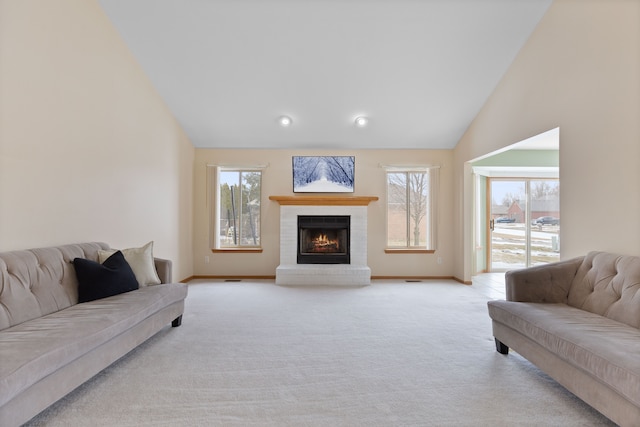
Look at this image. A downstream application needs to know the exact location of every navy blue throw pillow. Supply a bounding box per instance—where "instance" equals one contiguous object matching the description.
[74,250,139,303]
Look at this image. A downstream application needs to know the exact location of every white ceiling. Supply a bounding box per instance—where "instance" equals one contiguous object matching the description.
[98,0,552,150]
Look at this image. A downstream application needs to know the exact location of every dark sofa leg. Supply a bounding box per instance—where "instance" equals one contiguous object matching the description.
[171,315,183,327]
[495,338,509,355]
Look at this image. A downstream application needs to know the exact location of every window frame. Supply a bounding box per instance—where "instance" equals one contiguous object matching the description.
[384,165,438,253]
[212,165,264,252]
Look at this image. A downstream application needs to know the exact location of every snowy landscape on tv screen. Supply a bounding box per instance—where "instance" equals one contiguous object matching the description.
[293,156,355,193]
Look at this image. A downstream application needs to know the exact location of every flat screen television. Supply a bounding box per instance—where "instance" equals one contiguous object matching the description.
[292,156,355,193]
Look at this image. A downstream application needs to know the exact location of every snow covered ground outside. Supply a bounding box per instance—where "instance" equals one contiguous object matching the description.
[492,223,560,269]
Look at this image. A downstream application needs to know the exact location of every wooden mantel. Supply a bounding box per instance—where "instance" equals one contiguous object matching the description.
[269,195,378,206]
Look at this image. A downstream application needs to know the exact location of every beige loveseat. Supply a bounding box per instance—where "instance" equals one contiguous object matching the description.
[487,251,640,426]
[0,242,188,427]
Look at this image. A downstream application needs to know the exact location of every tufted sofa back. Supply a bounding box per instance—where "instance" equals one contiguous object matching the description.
[0,242,109,331]
[568,251,640,329]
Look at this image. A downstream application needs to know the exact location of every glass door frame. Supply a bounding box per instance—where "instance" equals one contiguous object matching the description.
[487,177,559,272]
[487,178,529,271]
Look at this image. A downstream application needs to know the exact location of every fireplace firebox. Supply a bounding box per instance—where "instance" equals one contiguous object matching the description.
[297,215,350,264]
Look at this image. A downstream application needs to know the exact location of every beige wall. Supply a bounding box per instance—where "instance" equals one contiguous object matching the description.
[0,0,195,281]
[453,0,640,280]
[5,0,636,284]
[194,149,454,279]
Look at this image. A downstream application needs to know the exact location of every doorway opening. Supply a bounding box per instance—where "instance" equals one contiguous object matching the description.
[470,127,560,274]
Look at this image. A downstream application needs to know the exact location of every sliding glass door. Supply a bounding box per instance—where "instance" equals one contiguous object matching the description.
[489,179,560,271]
[489,180,527,269]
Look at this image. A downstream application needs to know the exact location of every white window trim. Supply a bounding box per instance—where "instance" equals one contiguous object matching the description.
[208,164,267,250]
[383,164,439,251]
[380,163,440,172]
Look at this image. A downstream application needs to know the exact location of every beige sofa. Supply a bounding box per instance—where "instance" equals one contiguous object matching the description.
[0,242,188,427]
[487,251,640,427]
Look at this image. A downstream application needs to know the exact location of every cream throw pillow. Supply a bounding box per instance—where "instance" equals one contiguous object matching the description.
[98,241,161,286]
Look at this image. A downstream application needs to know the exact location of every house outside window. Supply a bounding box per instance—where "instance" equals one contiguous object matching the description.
[215,168,261,249]
[386,167,437,251]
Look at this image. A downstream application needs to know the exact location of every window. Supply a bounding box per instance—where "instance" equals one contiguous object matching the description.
[386,167,437,250]
[215,168,262,249]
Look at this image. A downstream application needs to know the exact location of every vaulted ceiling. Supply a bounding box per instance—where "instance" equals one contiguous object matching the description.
[99,0,552,150]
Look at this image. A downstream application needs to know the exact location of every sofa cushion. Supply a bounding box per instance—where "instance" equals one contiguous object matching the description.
[0,243,110,330]
[98,241,161,287]
[0,283,188,409]
[74,251,139,303]
[568,251,640,328]
[488,300,640,408]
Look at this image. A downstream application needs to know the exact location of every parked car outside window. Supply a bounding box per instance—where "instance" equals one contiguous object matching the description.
[533,216,559,225]
[496,217,516,223]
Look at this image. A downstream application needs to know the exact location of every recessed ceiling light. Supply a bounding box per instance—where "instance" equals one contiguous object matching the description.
[355,116,368,127]
[278,115,292,127]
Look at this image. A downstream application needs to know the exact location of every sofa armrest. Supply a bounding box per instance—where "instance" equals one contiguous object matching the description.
[505,256,584,302]
[153,258,173,284]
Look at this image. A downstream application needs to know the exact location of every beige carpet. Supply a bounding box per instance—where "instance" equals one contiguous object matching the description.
[25,280,615,426]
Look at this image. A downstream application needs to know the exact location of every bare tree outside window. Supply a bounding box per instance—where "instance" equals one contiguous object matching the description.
[387,171,430,248]
[532,180,559,199]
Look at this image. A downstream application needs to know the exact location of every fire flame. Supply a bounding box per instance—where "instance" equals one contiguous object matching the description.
[312,234,339,251]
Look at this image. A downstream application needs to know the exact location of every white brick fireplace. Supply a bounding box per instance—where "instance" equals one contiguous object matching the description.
[269,196,378,286]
